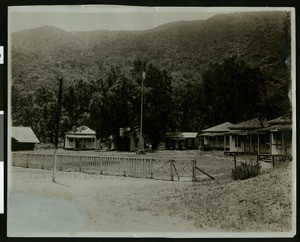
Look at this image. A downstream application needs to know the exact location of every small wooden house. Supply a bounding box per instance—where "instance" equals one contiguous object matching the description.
[200,122,234,151]
[165,132,199,150]
[256,117,292,157]
[227,117,269,155]
[116,128,145,152]
[64,125,96,150]
[11,127,40,151]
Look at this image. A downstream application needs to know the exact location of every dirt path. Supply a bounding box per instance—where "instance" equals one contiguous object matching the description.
[8,167,199,236]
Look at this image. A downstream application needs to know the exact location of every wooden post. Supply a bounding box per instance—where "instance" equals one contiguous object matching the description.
[256,153,259,165]
[52,150,57,182]
[123,158,126,177]
[26,154,29,168]
[150,159,153,179]
[234,153,237,168]
[257,134,260,155]
[59,155,62,171]
[192,160,196,182]
[272,156,275,167]
[79,156,82,172]
[170,160,174,181]
[52,77,63,183]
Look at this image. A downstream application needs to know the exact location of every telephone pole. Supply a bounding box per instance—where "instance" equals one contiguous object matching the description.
[53,76,63,182]
[139,71,146,153]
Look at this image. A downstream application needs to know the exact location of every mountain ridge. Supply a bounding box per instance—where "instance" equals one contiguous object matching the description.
[11,11,290,90]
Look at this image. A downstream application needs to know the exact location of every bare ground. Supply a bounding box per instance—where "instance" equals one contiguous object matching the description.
[7,151,294,236]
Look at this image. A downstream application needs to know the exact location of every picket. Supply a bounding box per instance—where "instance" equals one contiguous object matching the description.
[11,152,196,181]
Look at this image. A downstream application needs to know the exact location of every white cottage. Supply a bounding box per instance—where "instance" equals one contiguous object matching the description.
[165,132,199,150]
[227,117,269,155]
[256,117,292,157]
[64,125,97,150]
[200,122,234,151]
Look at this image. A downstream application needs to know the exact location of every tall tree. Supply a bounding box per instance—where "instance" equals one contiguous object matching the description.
[131,60,173,149]
[89,66,137,140]
[199,57,272,128]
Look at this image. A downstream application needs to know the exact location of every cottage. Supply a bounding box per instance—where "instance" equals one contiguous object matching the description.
[165,132,199,150]
[11,127,40,151]
[200,122,234,151]
[226,117,269,155]
[64,125,96,150]
[256,117,292,158]
[116,128,145,152]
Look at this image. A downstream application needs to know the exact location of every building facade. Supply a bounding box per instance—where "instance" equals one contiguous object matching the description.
[64,126,97,150]
[200,122,233,151]
[165,132,199,150]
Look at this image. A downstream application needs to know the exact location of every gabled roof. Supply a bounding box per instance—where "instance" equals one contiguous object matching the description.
[202,122,234,133]
[65,125,96,135]
[120,127,146,138]
[129,128,145,138]
[256,124,292,132]
[11,127,40,143]
[268,116,292,125]
[229,117,269,130]
[166,132,198,140]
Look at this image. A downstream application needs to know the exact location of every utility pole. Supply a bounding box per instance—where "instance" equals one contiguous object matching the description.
[139,70,146,153]
[53,76,63,182]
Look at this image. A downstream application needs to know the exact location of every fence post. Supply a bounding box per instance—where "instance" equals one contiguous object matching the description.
[256,153,259,165]
[41,154,44,169]
[123,158,126,177]
[170,160,174,181]
[52,151,57,182]
[59,155,62,171]
[79,156,82,172]
[150,159,153,179]
[272,156,275,167]
[192,160,196,182]
[234,154,237,168]
[26,154,29,168]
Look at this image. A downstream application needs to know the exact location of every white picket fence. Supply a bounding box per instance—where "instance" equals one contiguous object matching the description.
[12,152,196,181]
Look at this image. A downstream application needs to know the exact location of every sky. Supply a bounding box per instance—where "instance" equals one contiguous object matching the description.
[8,5,289,33]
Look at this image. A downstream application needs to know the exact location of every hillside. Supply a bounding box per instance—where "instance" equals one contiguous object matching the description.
[11,11,290,90]
[10,11,292,142]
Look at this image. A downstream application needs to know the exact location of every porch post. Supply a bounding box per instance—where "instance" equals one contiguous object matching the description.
[282,131,285,155]
[257,134,260,155]
[223,135,226,151]
[249,134,252,153]
[270,132,273,155]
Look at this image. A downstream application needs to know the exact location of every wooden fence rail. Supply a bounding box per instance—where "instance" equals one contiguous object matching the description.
[11,152,202,181]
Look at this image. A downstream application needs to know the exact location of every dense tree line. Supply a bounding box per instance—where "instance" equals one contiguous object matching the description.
[11,56,291,149]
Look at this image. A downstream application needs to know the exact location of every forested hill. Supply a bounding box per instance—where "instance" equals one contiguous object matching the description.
[11,11,291,144]
[11,11,290,89]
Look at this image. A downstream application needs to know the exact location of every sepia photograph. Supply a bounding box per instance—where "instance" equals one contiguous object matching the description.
[7,5,296,237]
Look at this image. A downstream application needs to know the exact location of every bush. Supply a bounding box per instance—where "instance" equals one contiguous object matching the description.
[231,161,261,180]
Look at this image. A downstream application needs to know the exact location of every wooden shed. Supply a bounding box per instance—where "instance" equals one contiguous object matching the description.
[227,117,269,155]
[11,127,40,151]
[200,122,234,151]
[64,125,96,150]
[165,132,199,150]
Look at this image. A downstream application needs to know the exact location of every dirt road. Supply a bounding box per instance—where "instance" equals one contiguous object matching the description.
[8,167,200,236]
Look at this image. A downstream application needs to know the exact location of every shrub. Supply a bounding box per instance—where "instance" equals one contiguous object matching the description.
[231,161,261,180]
